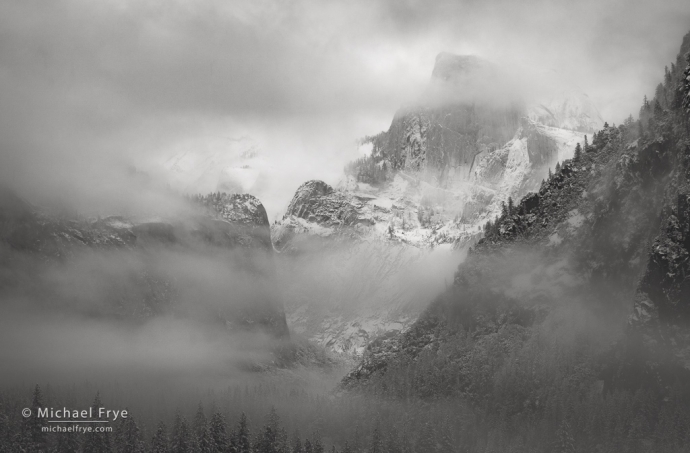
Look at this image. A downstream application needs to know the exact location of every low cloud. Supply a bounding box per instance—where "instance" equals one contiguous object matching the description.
[0,0,689,219]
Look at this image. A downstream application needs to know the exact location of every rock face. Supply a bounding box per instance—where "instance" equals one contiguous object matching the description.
[0,186,288,337]
[361,53,602,242]
[193,192,274,251]
[342,31,690,408]
[275,52,604,359]
[283,180,364,228]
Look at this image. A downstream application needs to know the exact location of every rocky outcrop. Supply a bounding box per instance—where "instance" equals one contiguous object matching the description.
[285,180,364,228]
[193,192,274,251]
[272,180,378,253]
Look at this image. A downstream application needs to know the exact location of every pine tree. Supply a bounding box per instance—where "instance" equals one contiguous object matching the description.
[574,143,582,160]
[194,404,207,439]
[170,414,192,453]
[624,114,635,127]
[234,413,251,453]
[198,425,214,453]
[25,384,45,447]
[209,412,229,452]
[369,424,382,453]
[150,422,169,453]
[312,436,324,453]
[554,419,576,453]
[415,422,436,453]
[555,162,561,173]
[507,197,514,216]
[350,422,362,453]
[654,99,663,115]
[292,430,304,453]
[583,135,588,151]
[682,53,690,114]
[385,427,402,453]
[83,392,112,453]
[55,428,81,452]
[115,414,144,453]
[255,407,281,453]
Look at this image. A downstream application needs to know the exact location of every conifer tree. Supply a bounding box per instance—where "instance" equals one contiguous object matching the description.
[292,430,304,453]
[25,384,45,447]
[682,53,690,114]
[654,99,663,115]
[170,414,192,453]
[209,412,229,453]
[507,197,514,215]
[115,414,144,453]
[233,413,251,453]
[198,425,214,453]
[83,392,112,453]
[415,423,436,453]
[554,419,575,453]
[150,422,169,453]
[194,404,207,439]
[312,436,324,453]
[574,143,582,160]
[369,424,382,453]
[55,428,81,453]
[555,162,561,173]
[385,427,402,453]
[255,407,281,453]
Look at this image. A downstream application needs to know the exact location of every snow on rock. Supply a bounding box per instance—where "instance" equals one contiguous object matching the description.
[275,53,607,359]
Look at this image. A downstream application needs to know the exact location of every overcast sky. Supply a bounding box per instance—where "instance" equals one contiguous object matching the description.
[1,0,689,216]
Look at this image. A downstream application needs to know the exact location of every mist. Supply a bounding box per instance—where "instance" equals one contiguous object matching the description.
[1,2,689,450]
[2,0,689,219]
